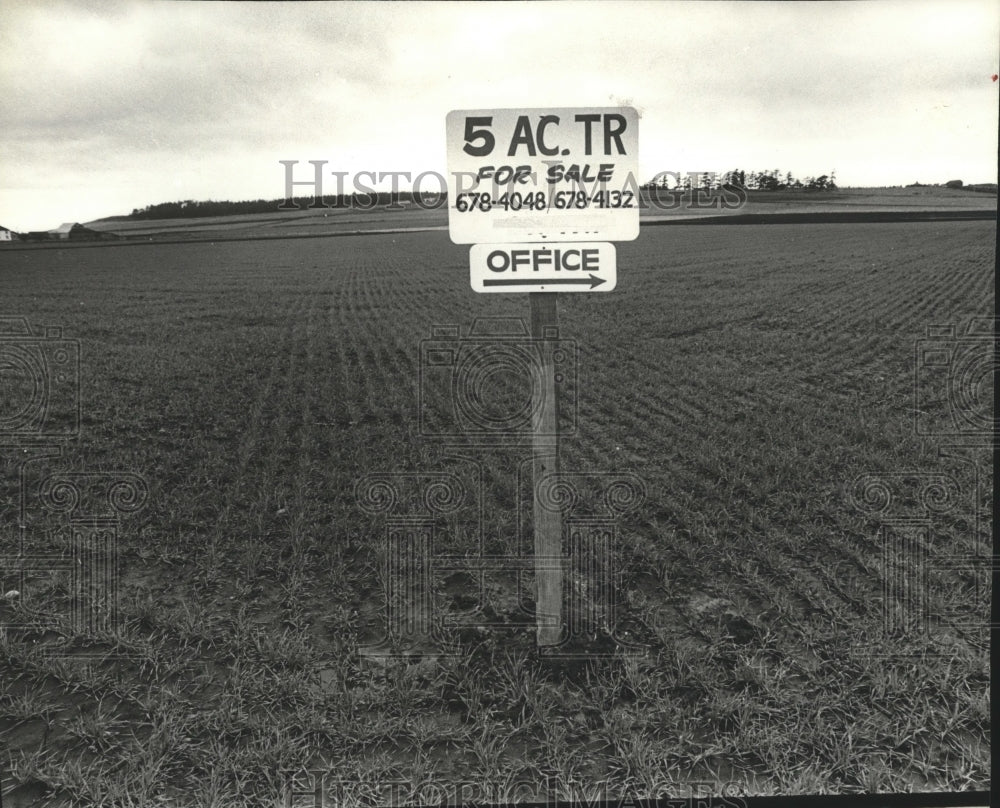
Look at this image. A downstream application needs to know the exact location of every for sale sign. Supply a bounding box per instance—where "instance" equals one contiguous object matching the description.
[446,108,639,245]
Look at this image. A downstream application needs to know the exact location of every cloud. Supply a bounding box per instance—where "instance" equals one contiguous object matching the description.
[0,0,996,230]
[1,2,394,154]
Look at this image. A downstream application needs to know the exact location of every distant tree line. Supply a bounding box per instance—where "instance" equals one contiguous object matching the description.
[641,169,837,192]
[122,168,847,221]
[909,179,997,193]
[122,168,839,221]
[113,171,994,223]
[128,198,285,219]
[125,193,442,220]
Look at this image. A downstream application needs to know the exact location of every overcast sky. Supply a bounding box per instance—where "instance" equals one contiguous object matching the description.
[1,0,997,231]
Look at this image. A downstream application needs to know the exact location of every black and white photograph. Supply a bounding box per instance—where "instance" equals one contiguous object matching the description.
[0,1,995,806]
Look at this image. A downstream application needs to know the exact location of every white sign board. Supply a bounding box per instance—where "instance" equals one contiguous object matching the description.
[469,242,616,293]
[447,108,639,245]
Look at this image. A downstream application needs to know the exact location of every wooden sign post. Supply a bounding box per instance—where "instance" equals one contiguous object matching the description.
[530,292,562,645]
[446,107,638,648]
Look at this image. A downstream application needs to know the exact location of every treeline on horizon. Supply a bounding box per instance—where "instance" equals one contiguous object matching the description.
[644,168,837,192]
[120,193,444,220]
[115,167,991,222]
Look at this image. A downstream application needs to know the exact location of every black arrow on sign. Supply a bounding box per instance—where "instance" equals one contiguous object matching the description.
[483,274,607,289]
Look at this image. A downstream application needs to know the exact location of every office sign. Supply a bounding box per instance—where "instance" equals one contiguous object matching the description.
[469,242,616,293]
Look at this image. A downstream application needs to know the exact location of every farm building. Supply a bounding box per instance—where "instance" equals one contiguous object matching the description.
[0,225,16,241]
[20,223,119,242]
[50,222,92,239]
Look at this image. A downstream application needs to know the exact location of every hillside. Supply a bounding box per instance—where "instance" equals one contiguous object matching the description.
[77,185,997,242]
